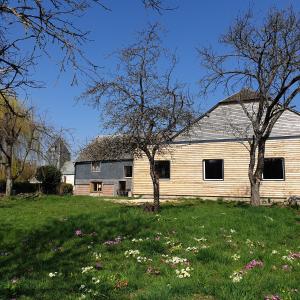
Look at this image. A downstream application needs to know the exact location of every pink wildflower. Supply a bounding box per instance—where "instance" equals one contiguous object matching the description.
[244,259,263,270]
[103,236,122,246]
[95,262,103,270]
[264,295,281,300]
[75,229,82,236]
[289,252,300,259]
[282,264,292,271]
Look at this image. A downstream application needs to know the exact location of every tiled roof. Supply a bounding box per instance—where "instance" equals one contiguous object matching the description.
[76,135,133,162]
[220,88,260,104]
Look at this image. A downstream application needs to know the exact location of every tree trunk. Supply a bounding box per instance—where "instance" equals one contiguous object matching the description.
[149,158,160,211]
[152,175,160,211]
[5,163,13,197]
[248,138,266,206]
[3,142,14,197]
[250,180,261,206]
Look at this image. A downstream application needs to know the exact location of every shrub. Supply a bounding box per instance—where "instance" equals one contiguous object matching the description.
[36,165,61,194]
[60,183,73,195]
[13,182,39,194]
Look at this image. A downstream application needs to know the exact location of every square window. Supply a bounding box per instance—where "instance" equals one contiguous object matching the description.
[203,159,224,180]
[91,182,102,192]
[263,158,285,180]
[154,161,170,179]
[91,161,101,172]
[124,165,132,178]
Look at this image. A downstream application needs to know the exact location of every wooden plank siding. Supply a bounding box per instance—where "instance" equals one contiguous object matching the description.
[132,138,300,200]
[102,184,115,196]
[74,183,115,196]
[74,184,90,195]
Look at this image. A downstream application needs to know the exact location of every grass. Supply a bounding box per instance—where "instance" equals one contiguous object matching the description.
[0,196,299,300]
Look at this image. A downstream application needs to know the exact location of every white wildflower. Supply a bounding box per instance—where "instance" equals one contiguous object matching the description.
[185,246,199,253]
[175,267,193,278]
[92,252,101,260]
[136,256,152,263]
[282,255,294,262]
[124,249,140,258]
[165,256,188,265]
[132,238,144,243]
[231,254,240,261]
[230,271,243,283]
[194,237,207,242]
[92,277,101,284]
[246,239,254,248]
[82,266,94,274]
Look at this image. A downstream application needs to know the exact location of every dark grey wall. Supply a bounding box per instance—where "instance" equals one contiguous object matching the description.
[75,160,133,183]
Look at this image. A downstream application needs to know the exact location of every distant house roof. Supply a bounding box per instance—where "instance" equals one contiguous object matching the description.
[76,135,133,163]
[61,161,75,175]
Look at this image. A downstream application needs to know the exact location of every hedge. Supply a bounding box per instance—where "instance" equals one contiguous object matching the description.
[0,180,40,194]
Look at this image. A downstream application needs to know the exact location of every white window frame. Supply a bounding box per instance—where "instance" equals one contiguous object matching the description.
[203,159,224,181]
[91,161,101,172]
[262,157,285,181]
[91,181,102,192]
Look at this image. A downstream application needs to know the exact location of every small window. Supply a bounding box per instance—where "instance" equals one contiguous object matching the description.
[91,161,101,172]
[124,166,132,178]
[91,182,102,192]
[155,161,170,179]
[203,159,224,180]
[263,158,285,180]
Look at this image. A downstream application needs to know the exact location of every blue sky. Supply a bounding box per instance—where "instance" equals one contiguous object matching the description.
[26,0,300,154]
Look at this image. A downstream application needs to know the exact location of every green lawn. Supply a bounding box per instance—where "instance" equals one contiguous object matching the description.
[0,196,299,300]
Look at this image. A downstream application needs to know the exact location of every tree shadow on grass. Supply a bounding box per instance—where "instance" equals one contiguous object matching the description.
[0,206,154,299]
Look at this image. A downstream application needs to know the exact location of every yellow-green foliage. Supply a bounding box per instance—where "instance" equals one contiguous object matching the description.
[0,95,35,138]
[0,95,39,179]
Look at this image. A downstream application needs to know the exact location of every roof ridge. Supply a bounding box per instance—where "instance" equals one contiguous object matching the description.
[220,88,259,104]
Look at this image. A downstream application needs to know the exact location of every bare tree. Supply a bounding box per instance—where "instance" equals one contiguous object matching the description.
[0,0,175,116]
[198,8,300,206]
[82,24,194,211]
